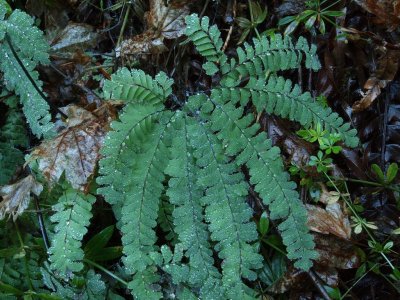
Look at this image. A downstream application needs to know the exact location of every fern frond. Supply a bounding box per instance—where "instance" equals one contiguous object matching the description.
[164,115,224,299]
[0,101,28,185]
[97,104,164,206]
[0,251,44,293]
[0,7,53,138]
[0,102,28,147]
[120,112,174,299]
[189,93,318,270]
[103,68,173,104]
[186,95,263,298]
[78,270,106,300]
[48,189,95,279]
[184,14,227,75]
[213,77,359,147]
[0,144,23,185]
[220,35,320,87]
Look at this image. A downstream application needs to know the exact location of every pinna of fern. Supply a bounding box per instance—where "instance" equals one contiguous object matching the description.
[97,14,359,299]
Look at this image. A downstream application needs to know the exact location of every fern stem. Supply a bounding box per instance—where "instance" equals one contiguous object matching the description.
[332,177,400,193]
[83,258,128,286]
[5,34,68,120]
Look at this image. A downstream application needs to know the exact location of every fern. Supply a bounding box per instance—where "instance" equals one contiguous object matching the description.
[48,188,95,280]
[96,14,359,299]
[0,97,28,185]
[0,3,53,138]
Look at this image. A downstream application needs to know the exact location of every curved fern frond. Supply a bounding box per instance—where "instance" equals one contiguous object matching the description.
[220,35,320,87]
[97,104,164,206]
[0,6,53,138]
[212,77,359,147]
[186,95,263,298]
[120,112,175,299]
[185,14,227,75]
[48,189,95,279]
[189,93,318,270]
[164,115,224,299]
[103,68,173,104]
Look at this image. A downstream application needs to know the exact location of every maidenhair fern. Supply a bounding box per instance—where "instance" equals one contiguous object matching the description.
[97,14,359,299]
[0,96,28,185]
[0,2,53,138]
[48,188,95,280]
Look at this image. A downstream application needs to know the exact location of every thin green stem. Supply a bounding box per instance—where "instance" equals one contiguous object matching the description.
[117,1,130,48]
[340,262,378,299]
[333,177,400,193]
[324,172,395,270]
[83,258,128,286]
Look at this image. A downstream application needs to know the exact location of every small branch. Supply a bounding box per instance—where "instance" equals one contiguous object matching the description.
[308,269,332,300]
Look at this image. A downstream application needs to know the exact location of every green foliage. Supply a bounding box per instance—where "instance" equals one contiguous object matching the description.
[278,0,344,35]
[48,189,95,280]
[96,14,359,299]
[236,1,268,44]
[0,96,28,185]
[0,2,53,138]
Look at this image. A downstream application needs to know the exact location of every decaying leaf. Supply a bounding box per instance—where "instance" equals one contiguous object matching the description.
[30,104,114,190]
[0,175,43,221]
[117,0,189,57]
[314,234,360,269]
[354,0,400,30]
[307,202,351,240]
[353,49,400,112]
[50,23,100,55]
[268,234,360,294]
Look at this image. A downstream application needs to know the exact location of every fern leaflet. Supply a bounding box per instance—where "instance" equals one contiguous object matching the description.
[48,189,95,280]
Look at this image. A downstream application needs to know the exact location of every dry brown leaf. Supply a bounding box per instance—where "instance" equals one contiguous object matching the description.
[306,202,351,240]
[31,104,113,191]
[314,234,360,269]
[117,0,189,57]
[354,0,400,30]
[268,234,360,294]
[353,49,400,112]
[50,23,100,55]
[0,175,43,221]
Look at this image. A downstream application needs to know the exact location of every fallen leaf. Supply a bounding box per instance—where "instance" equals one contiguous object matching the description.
[307,202,351,240]
[0,175,43,221]
[314,234,360,269]
[354,0,400,30]
[353,49,400,111]
[117,0,189,57]
[31,104,113,190]
[267,234,360,294]
[50,23,101,55]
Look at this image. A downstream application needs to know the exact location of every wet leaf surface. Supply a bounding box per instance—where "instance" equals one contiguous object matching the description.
[117,0,189,57]
[30,105,114,190]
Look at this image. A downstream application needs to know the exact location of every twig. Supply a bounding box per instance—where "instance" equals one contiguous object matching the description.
[222,0,236,52]
[308,269,332,300]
